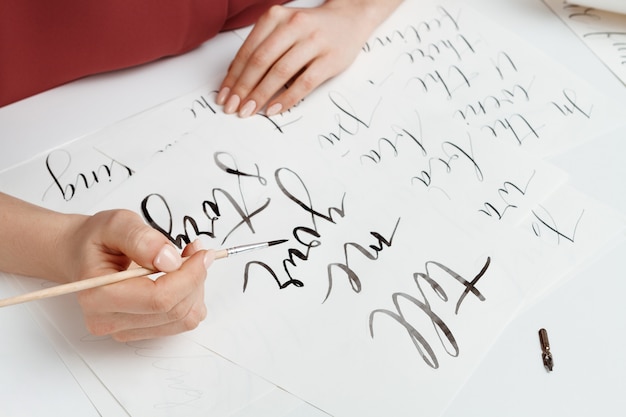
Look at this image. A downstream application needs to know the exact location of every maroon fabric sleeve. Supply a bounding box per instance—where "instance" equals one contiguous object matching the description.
[0,0,285,107]
[223,0,286,30]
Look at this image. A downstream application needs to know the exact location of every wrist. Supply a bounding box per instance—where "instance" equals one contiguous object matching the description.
[0,192,85,283]
[323,0,403,38]
[53,213,89,283]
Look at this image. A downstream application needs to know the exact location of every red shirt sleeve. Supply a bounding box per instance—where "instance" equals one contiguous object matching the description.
[0,0,285,107]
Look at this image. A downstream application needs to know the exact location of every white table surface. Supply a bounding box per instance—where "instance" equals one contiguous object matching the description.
[1,0,625,416]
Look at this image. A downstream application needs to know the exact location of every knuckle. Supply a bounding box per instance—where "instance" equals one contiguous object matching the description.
[273,61,295,79]
[288,10,310,27]
[84,317,114,337]
[182,317,199,332]
[77,292,118,337]
[104,208,136,228]
[236,43,255,63]
[103,209,150,254]
[266,4,286,19]
[181,307,204,331]
[126,225,152,253]
[166,301,188,322]
[249,49,271,70]
[151,291,176,314]
[296,71,317,92]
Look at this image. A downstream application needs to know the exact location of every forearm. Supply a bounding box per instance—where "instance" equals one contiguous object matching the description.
[0,192,81,283]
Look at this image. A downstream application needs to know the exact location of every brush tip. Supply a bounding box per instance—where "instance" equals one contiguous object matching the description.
[267,239,288,247]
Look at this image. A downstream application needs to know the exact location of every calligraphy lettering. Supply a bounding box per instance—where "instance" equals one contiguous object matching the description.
[44,149,134,202]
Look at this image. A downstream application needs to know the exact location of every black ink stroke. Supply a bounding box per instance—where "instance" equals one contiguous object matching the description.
[141,190,270,248]
[360,116,427,165]
[490,51,518,80]
[551,89,592,119]
[412,134,483,188]
[43,149,134,202]
[324,218,401,302]
[362,6,460,52]
[370,257,490,368]
[482,113,541,145]
[395,33,476,67]
[186,93,217,119]
[141,154,271,247]
[479,170,536,220]
[243,261,304,291]
[275,167,346,229]
[406,65,471,100]
[531,205,584,244]
[241,167,346,291]
[370,291,451,368]
[453,83,531,121]
[563,5,601,21]
[318,92,381,146]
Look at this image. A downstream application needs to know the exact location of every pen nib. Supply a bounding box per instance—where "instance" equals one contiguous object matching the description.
[538,328,554,372]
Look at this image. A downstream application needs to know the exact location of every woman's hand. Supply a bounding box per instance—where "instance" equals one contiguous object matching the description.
[216,0,403,118]
[66,210,212,342]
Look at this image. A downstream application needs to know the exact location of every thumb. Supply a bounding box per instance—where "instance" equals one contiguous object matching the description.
[153,242,183,272]
[101,210,182,273]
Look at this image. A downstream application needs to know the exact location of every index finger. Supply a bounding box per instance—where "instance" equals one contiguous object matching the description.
[218,6,289,102]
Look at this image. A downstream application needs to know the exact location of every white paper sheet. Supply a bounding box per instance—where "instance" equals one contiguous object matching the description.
[90,144,524,416]
[6,273,288,417]
[88,116,622,416]
[0,275,102,417]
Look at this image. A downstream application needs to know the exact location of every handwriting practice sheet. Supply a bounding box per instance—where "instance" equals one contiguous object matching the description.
[90,1,625,415]
[545,0,626,85]
[0,134,135,214]
[1,0,626,416]
[6,271,328,417]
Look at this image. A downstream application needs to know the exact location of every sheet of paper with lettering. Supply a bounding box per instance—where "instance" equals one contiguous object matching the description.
[92,128,527,417]
[0,134,135,214]
[96,2,625,166]
[544,0,626,86]
[92,0,626,299]
[90,1,624,415]
[91,115,622,417]
[1,0,625,416]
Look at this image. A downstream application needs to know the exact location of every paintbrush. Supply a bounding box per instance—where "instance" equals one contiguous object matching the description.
[0,239,287,308]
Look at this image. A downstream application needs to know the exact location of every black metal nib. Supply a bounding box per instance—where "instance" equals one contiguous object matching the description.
[539,328,554,372]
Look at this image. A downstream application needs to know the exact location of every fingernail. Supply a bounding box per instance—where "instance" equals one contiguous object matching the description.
[239,100,256,118]
[154,245,182,272]
[191,239,205,252]
[266,102,283,117]
[216,87,230,105]
[224,94,240,114]
[204,250,215,269]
